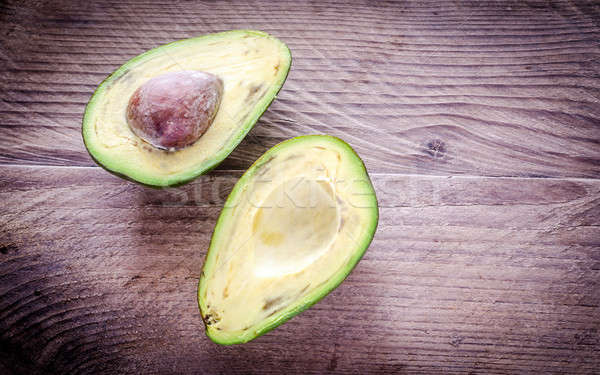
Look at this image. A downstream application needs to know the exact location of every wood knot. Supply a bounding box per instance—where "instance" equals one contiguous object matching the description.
[425,139,446,159]
[0,244,18,255]
[450,335,464,347]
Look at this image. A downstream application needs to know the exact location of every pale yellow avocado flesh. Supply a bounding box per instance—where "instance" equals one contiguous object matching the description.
[83,30,291,186]
[198,135,378,344]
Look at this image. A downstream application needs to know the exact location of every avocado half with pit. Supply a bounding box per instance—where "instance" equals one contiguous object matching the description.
[82,30,291,187]
[198,135,378,344]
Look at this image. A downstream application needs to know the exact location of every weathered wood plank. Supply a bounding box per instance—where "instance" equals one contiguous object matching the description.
[1,166,598,374]
[1,0,599,177]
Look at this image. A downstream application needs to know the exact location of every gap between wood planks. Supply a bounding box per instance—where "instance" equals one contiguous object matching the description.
[2,164,599,182]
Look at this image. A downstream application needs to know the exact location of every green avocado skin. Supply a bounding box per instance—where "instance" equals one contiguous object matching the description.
[198,135,379,345]
[82,30,292,188]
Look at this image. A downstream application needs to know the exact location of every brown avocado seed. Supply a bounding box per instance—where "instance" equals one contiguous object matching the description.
[126,70,223,150]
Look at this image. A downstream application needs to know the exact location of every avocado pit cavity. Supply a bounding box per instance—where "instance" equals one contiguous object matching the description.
[126,70,223,150]
[252,178,340,278]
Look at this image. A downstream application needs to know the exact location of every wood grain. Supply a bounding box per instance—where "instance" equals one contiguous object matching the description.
[1,166,599,374]
[1,0,600,374]
[1,0,599,177]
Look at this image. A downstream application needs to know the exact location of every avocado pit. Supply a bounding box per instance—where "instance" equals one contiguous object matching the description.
[126,70,223,150]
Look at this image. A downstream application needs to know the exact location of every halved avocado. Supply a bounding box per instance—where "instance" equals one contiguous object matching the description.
[198,135,379,345]
[82,30,291,187]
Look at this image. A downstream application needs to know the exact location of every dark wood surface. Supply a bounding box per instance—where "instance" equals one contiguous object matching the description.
[1,1,599,374]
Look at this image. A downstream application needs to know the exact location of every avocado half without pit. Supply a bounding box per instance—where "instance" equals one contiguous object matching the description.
[82,30,291,187]
[198,135,379,344]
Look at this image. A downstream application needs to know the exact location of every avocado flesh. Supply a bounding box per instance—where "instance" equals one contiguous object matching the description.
[82,30,291,187]
[198,135,378,344]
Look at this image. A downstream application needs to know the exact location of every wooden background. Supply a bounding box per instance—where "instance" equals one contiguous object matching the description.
[1,0,599,373]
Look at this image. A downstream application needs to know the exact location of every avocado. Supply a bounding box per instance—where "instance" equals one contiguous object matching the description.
[198,135,379,344]
[82,30,291,187]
